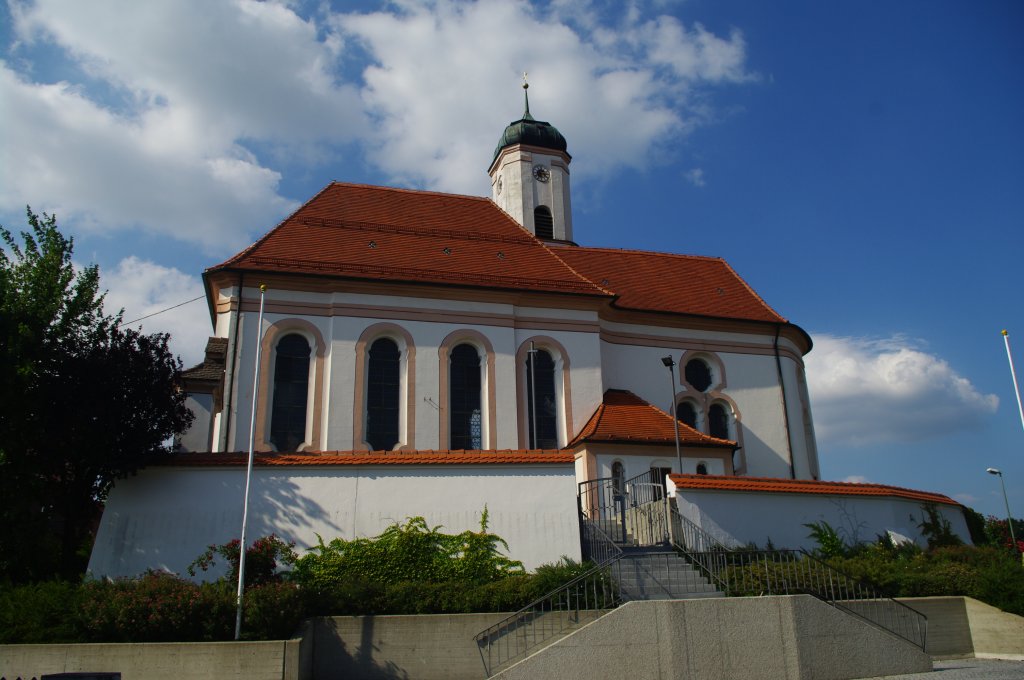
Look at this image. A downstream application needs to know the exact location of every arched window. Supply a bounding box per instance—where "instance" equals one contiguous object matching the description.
[676,401,697,428]
[449,343,482,449]
[696,462,708,476]
[611,461,625,496]
[685,358,712,392]
[366,337,400,451]
[534,206,554,240]
[270,334,311,451]
[709,402,730,440]
[526,348,557,448]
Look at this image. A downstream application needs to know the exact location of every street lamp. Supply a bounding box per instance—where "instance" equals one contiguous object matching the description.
[661,356,683,473]
[987,467,1019,559]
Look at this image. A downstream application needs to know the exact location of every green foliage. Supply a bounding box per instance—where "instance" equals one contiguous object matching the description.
[962,506,990,546]
[292,513,525,595]
[0,208,193,582]
[187,534,297,587]
[915,504,963,549]
[983,515,1024,554]
[0,581,82,643]
[804,520,847,558]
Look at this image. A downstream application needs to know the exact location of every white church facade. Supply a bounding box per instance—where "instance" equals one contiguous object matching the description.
[87,91,968,579]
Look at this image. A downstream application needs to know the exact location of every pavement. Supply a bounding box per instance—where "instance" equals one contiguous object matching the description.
[868,658,1024,679]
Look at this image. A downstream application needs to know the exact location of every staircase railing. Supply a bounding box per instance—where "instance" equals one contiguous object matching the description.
[474,521,625,677]
[669,507,928,650]
[578,470,673,554]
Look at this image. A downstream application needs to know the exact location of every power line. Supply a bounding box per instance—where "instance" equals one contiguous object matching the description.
[123,295,205,325]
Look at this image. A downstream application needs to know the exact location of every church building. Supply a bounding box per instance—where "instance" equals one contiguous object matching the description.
[87,88,967,579]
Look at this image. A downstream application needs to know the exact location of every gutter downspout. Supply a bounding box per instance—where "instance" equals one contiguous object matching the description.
[218,272,243,453]
[774,324,797,480]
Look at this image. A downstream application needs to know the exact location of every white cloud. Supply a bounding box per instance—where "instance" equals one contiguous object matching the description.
[1,0,366,251]
[684,168,706,187]
[332,0,751,192]
[842,475,869,484]
[805,334,999,447]
[101,257,209,368]
[1,0,752,249]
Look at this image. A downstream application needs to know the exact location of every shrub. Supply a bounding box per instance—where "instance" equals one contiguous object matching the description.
[804,520,847,558]
[188,534,297,586]
[292,513,524,594]
[0,581,82,643]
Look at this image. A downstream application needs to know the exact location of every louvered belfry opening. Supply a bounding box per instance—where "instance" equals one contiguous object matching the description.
[534,206,554,239]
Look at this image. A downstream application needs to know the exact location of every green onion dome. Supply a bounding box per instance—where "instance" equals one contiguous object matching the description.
[492,85,568,162]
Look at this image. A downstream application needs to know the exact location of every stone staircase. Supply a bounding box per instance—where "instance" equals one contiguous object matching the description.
[617,549,723,601]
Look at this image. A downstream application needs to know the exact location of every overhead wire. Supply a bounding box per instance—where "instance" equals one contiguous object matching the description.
[122,295,205,325]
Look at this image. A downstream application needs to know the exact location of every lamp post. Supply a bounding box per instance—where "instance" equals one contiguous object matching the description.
[661,356,683,473]
[987,467,1020,563]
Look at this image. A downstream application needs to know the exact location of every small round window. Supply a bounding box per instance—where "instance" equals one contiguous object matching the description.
[685,359,712,392]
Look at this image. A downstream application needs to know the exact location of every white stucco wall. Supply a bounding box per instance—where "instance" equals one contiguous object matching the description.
[669,486,971,550]
[88,462,581,579]
[597,326,815,480]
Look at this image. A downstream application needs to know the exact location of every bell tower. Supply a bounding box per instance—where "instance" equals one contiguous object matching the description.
[488,77,573,242]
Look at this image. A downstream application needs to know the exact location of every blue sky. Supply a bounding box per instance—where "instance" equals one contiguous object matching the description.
[2,0,1022,521]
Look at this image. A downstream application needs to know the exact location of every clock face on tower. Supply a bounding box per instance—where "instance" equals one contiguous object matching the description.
[532,165,550,183]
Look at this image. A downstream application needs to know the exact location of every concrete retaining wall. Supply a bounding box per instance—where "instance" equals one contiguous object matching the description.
[310,612,504,680]
[0,638,309,680]
[493,596,931,680]
[899,596,1024,660]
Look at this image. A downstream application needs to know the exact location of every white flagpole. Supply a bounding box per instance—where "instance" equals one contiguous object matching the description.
[1003,330,1024,435]
[235,283,267,640]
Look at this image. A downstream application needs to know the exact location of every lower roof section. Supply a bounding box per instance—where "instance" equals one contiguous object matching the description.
[668,473,959,506]
[162,449,573,466]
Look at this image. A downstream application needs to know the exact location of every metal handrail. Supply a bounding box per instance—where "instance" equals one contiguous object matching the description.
[668,506,927,650]
[473,521,624,676]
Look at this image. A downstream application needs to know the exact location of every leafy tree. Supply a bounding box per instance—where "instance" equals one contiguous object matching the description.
[0,208,193,582]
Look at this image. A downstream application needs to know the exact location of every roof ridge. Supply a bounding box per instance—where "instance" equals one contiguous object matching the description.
[572,245,728,263]
[327,181,495,203]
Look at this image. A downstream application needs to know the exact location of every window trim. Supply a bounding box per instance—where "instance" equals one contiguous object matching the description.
[515,336,574,450]
[353,322,416,451]
[671,349,747,474]
[438,329,496,450]
[254,319,326,452]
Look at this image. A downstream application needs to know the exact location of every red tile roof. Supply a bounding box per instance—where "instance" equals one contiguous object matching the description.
[556,247,786,323]
[668,474,959,505]
[161,449,574,467]
[209,183,609,297]
[569,390,736,448]
[208,182,791,325]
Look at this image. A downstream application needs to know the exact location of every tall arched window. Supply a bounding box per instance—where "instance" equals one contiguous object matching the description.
[709,402,730,440]
[534,206,554,240]
[366,337,400,451]
[526,348,557,448]
[270,334,311,451]
[449,343,482,449]
[611,461,625,496]
[676,401,697,428]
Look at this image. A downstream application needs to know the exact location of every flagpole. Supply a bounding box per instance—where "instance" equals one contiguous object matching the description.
[235,283,267,641]
[1003,330,1024,434]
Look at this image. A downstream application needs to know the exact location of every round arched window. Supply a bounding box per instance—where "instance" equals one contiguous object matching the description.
[685,359,712,392]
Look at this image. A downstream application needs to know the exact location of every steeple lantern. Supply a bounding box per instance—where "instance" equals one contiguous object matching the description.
[488,77,574,242]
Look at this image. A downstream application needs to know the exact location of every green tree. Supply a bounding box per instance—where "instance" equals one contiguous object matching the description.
[0,208,193,581]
